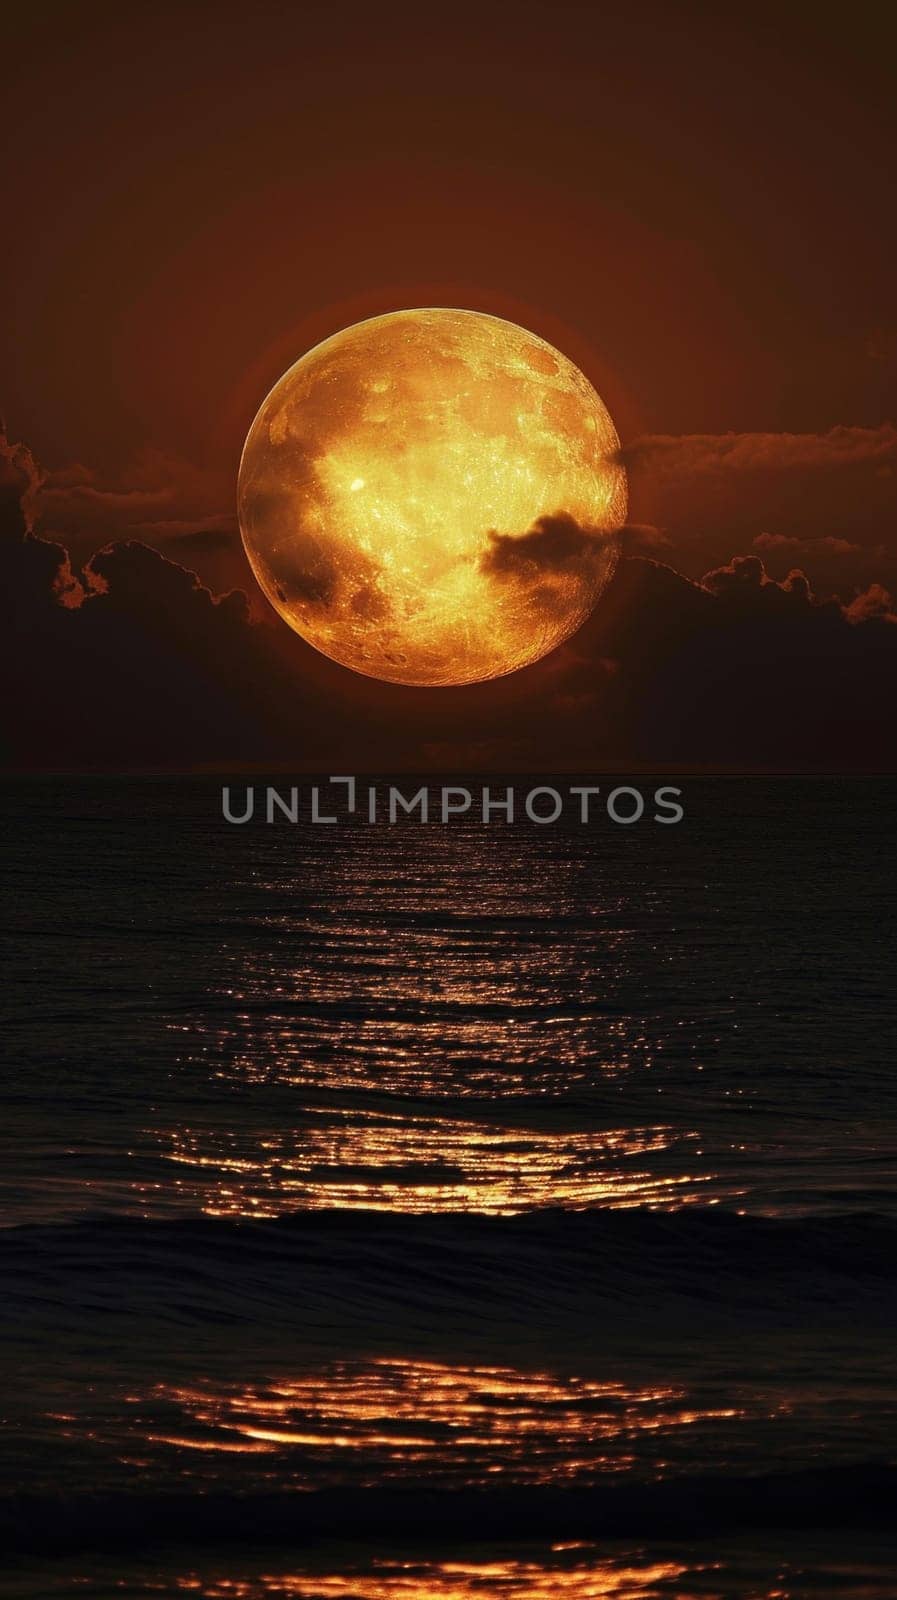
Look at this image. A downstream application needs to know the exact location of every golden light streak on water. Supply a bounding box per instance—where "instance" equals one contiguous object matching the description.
[169,1553,694,1598]
[160,1117,712,1218]
[134,1361,744,1489]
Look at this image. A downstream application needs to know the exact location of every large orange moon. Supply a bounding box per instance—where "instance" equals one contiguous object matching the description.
[238,309,626,686]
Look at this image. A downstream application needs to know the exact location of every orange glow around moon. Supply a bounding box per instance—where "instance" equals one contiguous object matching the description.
[238,309,626,686]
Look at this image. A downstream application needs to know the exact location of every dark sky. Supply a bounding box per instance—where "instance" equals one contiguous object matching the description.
[3,1,897,770]
[7,3,896,457]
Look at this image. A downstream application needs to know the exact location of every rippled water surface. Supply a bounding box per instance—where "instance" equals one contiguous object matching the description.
[6,1537,897,1600]
[4,778,895,1226]
[2,778,896,1596]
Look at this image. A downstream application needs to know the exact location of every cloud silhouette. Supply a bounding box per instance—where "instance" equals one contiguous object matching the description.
[843,582,896,624]
[624,425,897,479]
[479,512,615,579]
[753,532,866,558]
[622,424,897,590]
[701,552,815,603]
[3,427,897,772]
[572,554,897,767]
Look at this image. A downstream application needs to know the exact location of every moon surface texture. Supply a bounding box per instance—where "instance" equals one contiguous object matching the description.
[238,309,626,687]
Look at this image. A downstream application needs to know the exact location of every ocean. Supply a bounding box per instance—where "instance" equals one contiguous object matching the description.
[2,776,896,1598]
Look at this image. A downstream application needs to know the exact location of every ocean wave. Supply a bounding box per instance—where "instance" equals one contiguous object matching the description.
[2,1465,896,1558]
[4,1209,896,1343]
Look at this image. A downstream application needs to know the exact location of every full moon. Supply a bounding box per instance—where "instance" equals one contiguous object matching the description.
[238,309,626,686]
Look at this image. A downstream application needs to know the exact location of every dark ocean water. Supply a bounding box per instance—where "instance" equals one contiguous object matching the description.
[2,776,896,1598]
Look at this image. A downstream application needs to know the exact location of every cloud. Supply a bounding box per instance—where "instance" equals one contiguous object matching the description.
[700,551,896,623]
[622,425,897,593]
[24,445,242,572]
[0,422,45,533]
[549,553,897,768]
[12,438,255,610]
[701,553,815,603]
[34,446,224,520]
[479,512,616,579]
[3,426,897,772]
[843,583,896,624]
[84,539,250,626]
[752,532,866,558]
[624,424,897,480]
[0,427,302,766]
[1,426,81,612]
[141,519,239,554]
[477,512,620,627]
[749,531,897,602]
[619,522,671,552]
